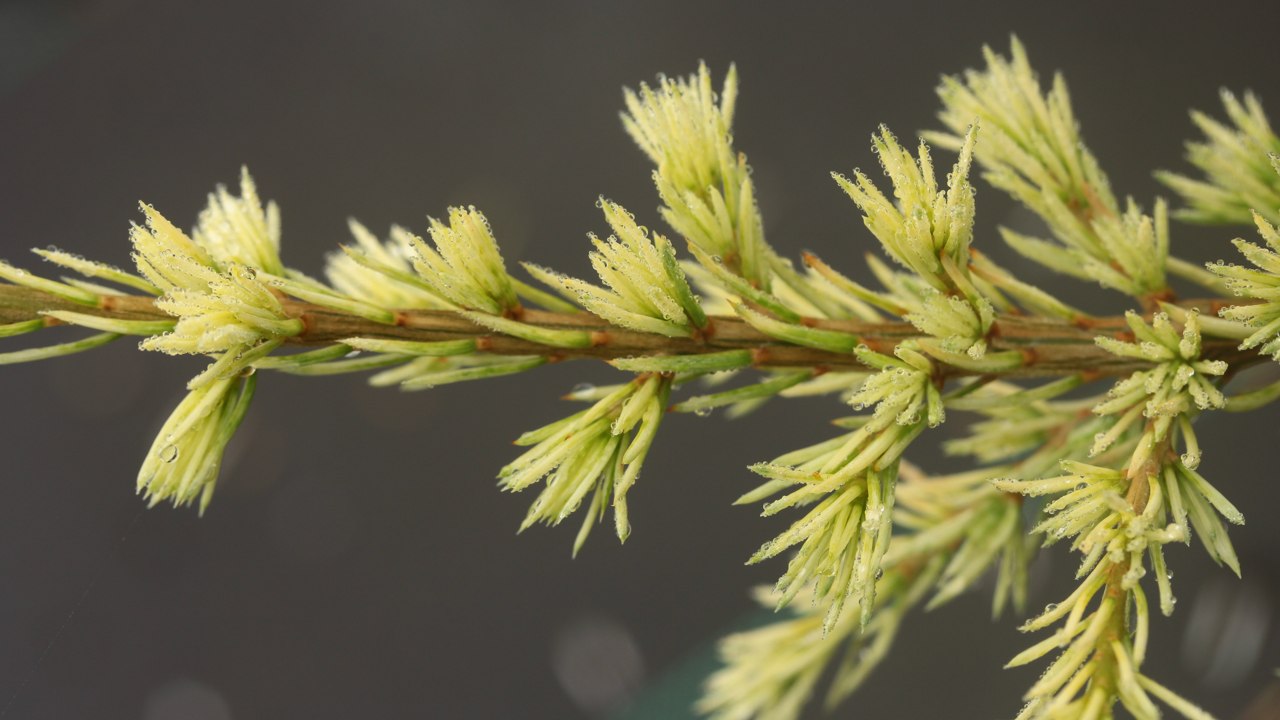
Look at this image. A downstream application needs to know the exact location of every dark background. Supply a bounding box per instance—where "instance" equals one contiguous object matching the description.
[2,1,1279,718]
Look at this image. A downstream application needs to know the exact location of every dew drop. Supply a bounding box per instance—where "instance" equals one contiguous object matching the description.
[160,445,180,463]
[694,407,712,418]
[571,382,596,395]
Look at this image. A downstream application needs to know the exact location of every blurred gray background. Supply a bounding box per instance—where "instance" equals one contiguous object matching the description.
[1,1,1278,718]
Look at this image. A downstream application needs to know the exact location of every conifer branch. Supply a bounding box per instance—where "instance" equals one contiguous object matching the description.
[0,285,1262,378]
[3,38,1277,720]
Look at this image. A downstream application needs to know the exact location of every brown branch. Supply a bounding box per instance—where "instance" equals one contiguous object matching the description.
[0,286,1263,379]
